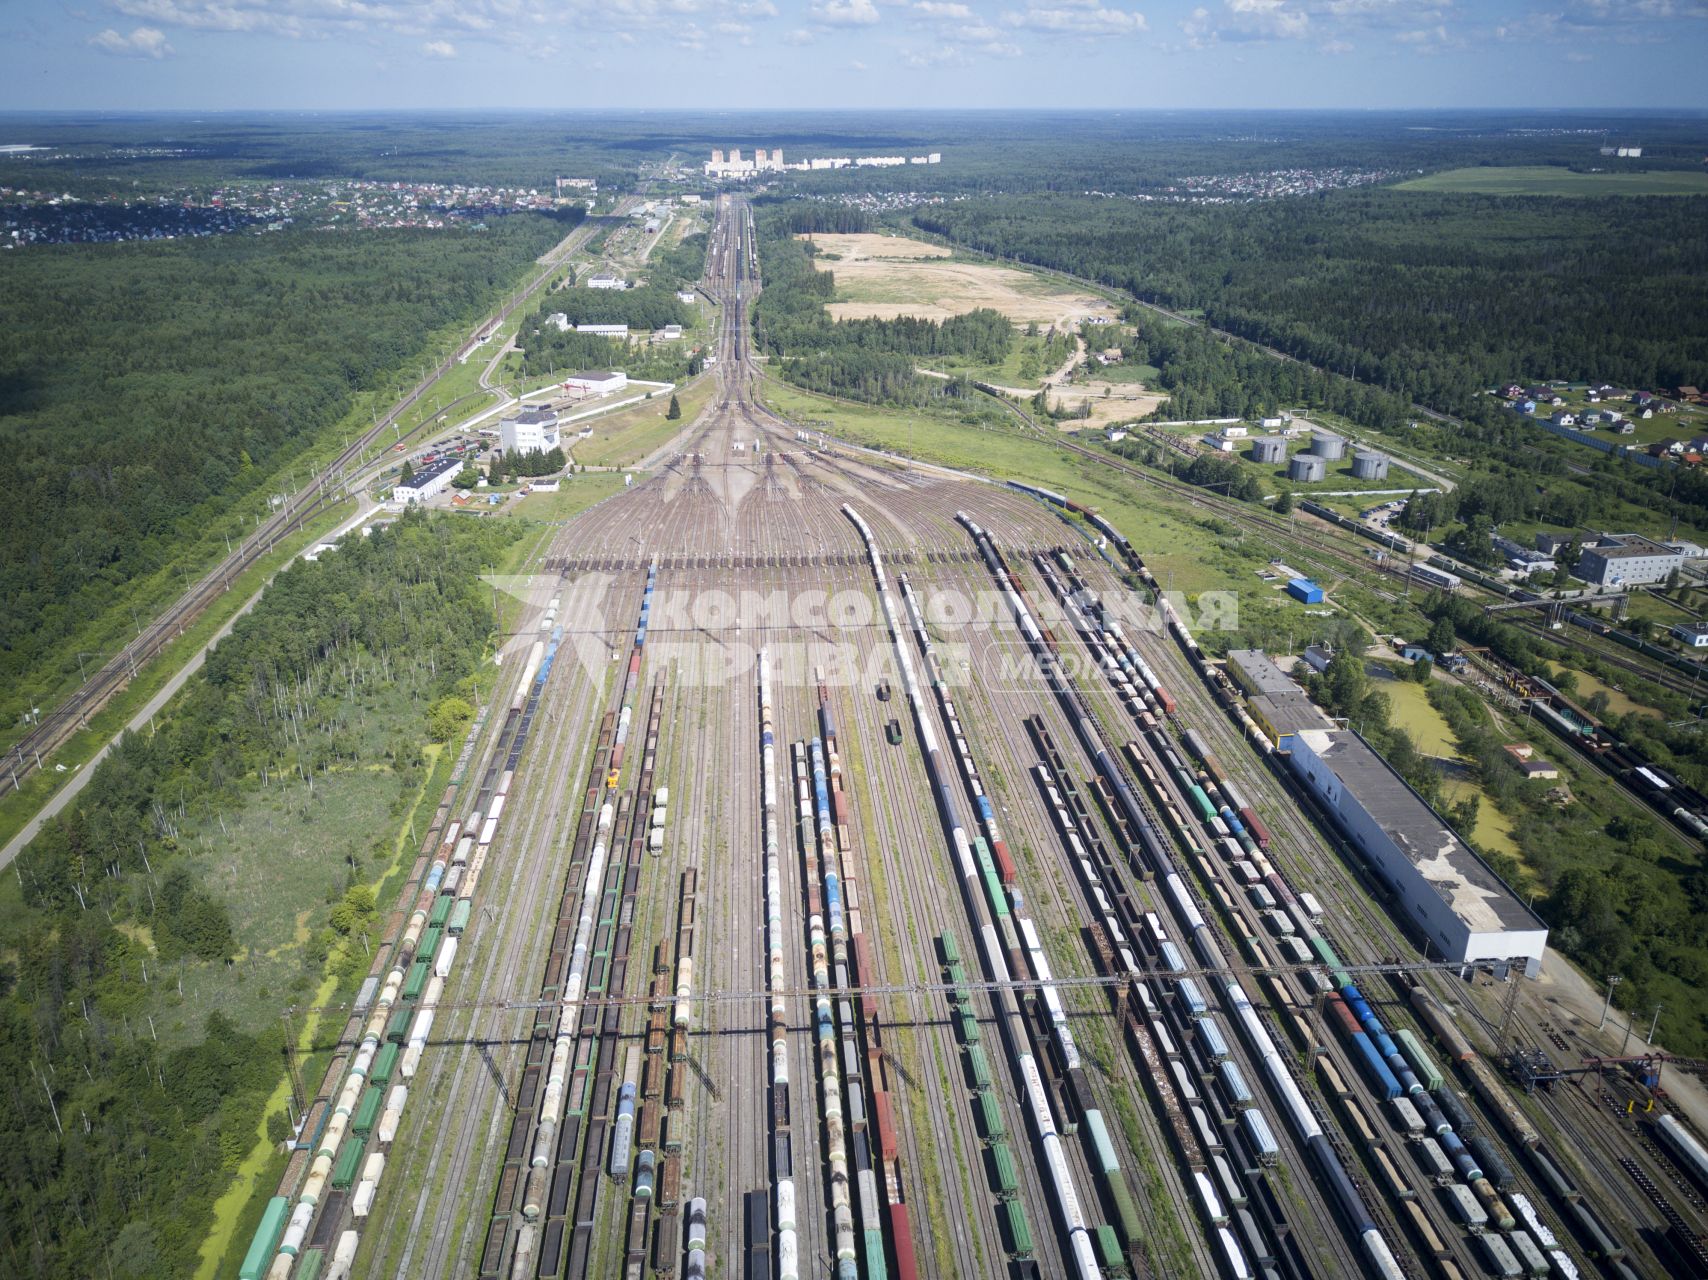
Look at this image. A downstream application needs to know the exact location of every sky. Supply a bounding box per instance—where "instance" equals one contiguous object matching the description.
[2,0,1705,111]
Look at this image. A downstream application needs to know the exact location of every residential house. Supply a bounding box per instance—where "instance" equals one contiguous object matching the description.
[1647,439,1682,458]
[1551,411,1577,427]
[1499,383,1524,399]
[1517,399,1538,415]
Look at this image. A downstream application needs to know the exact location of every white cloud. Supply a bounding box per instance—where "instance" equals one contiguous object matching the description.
[1178,0,1308,44]
[1393,21,1459,48]
[849,56,869,66]
[783,24,815,40]
[110,0,295,34]
[421,38,457,56]
[89,24,173,55]
[737,0,779,13]
[814,0,881,22]
[1002,4,1146,32]
[915,0,973,15]
[1318,34,1352,50]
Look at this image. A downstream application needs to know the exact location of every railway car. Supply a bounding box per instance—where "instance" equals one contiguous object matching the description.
[1239,1108,1280,1167]
[1444,1182,1489,1228]
[1655,1113,1708,1195]
[1477,1232,1523,1279]
[1507,1229,1549,1277]
[1415,1137,1452,1181]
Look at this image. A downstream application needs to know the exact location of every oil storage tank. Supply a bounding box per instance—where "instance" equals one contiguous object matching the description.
[1250,437,1288,464]
[1310,432,1347,460]
[1352,451,1391,480]
[1288,454,1327,483]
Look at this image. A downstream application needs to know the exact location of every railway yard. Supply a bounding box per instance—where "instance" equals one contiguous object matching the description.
[239,196,1708,1280]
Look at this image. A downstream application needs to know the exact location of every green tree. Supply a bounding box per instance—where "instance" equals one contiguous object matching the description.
[1411,655,1434,684]
[1427,616,1456,656]
[452,465,479,490]
[427,694,475,744]
[667,394,682,420]
[400,458,415,484]
[1274,489,1294,515]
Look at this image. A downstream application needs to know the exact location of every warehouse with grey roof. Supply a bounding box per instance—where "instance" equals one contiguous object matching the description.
[1289,726,1549,974]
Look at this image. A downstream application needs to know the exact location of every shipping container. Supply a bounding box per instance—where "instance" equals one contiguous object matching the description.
[1093,1223,1123,1269]
[1394,1028,1444,1091]
[238,1197,290,1280]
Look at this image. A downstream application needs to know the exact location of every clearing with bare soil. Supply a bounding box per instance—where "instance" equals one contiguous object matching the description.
[802,232,1118,328]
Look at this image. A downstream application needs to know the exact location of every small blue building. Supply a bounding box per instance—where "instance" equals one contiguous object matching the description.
[1287,578,1324,604]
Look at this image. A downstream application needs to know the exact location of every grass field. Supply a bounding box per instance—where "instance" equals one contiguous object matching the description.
[569,372,713,469]
[803,232,1118,327]
[198,740,449,1279]
[1397,167,1708,197]
[504,472,631,522]
[759,376,1329,606]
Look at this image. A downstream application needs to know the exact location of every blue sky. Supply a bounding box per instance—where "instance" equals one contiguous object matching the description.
[3,0,1705,110]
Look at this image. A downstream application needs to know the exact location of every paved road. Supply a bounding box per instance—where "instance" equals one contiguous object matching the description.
[0,498,377,871]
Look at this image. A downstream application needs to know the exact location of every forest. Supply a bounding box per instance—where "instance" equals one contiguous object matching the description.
[1410,601,1708,1053]
[549,284,691,331]
[0,510,515,1278]
[910,191,1708,405]
[0,213,567,727]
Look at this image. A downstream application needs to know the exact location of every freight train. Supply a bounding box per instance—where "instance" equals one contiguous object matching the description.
[846,504,1103,1279]
[955,508,1402,1280]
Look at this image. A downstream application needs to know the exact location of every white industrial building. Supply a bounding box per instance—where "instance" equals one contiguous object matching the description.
[1289,727,1548,974]
[1574,532,1683,587]
[705,147,938,177]
[500,407,561,456]
[562,371,628,397]
[393,456,462,505]
[586,274,626,290]
[575,324,629,338]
